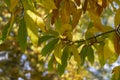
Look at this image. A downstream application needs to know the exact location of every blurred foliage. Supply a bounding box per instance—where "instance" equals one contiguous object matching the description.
[0,0,120,80]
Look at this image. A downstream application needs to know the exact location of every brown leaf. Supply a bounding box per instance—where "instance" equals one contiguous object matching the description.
[74,0,81,6]
[72,9,82,28]
[114,33,120,55]
[60,0,70,24]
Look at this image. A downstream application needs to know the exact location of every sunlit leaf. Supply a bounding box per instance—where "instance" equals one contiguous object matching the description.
[41,38,59,56]
[17,18,27,51]
[26,10,46,32]
[24,11,38,45]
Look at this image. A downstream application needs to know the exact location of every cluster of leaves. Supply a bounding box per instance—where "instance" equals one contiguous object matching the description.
[1,0,120,79]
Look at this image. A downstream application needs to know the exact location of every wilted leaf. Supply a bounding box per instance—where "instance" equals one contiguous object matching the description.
[26,10,46,32]
[114,8,120,27]
[41,38,59,56]
[17,18,27,51]
[58,46,69,75]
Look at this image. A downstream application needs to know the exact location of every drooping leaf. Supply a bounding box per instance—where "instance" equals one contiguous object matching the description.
[103,37,118,63]
[17,18,27,51]
[26,10,46,32]
[40,0,57,10]
[4,0,10,7]
[48,54,54,71]
[38,35,54,45]
[114,33,120,55]
[0,22,10,44]
[95,42,105,66]
[24,11,38,45]
[86,46,94,64]
[53,42,63,64]
[114,8,120,27]
[71,45,81,66]
[58,46,69,75]
[21,0,35,11]
[112,66,120,80]
[41,38,59,56]
[79,45,88,65]
[10,0,18,12]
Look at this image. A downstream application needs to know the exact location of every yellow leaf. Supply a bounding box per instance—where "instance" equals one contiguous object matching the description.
[112,66,120,80]
[53,42,63,64]
[71,45,81,66]
[24,12,38,46]
[41,0,57,10]
[114,8,120,27]
[26,10,46,32]
[88,10,104,31]
[61,24,72,34]
[104,38,115,60]
[10,0,18,12]
[60,0,70,24]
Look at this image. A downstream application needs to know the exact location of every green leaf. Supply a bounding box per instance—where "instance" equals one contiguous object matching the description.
[86,46,94,64]
[17,18,27,51]
[80,45,88,65]
[48,54,54,71]
[58,46,69,75]
[41,38,59,56]
[21,0,35,11]
[38,35,54,45]
[4,0,10,7]
[0,22,10,44]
